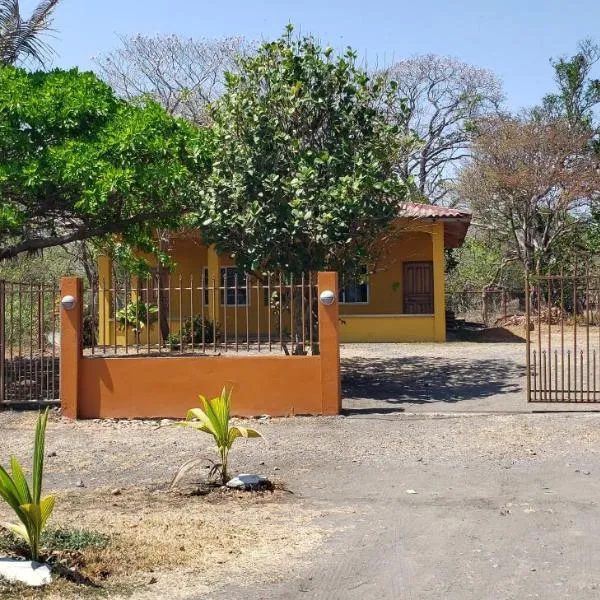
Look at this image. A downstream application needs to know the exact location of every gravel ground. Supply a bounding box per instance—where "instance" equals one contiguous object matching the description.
[3,341,600,598]
[341,341,600,413]
[3,408,600,599]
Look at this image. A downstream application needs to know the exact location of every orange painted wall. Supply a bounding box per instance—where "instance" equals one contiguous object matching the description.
[62,273,341,419]
[78,355,323,418]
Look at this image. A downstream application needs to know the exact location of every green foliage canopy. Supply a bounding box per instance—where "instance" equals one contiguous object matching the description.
[0,66,213,261]
[199,27,414,274]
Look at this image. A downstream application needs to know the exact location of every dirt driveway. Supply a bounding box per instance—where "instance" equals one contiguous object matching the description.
[3,408,600,599]
[3,342,600,599]
[342,341,527,413]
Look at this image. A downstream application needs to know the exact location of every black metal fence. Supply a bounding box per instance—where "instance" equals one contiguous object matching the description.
[0,281,60,405]
[86,272,320,356]
[526,270,600,403]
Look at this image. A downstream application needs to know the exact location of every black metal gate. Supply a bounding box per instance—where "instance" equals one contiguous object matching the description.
[0,280,60,406]
[526,269,600,403]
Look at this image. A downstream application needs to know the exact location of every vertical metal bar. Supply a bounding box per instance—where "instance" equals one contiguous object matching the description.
[567,350,571,402]
[554,350,558,402]
[146,276,151,355]
[279,274,283,353]
[190,274,195,354]
[124,277,129,355]
[525,270,531,402]
[200,273,206,353]
[113,276,118,356]
[135,278,140,354]
[167,275,172,354]
[223,270,229,352]
[560,270,564,401]
[309,272,314,355]
[234,272,239,353]
[179,274,183,355]
[35,285,41,396]
[28,284,33,402]
[256,276,261,353]
[0,280,5,404]
[586,269,590,401]
[39,284,45,397]
[267,273,272,353]
[290,273,295,353]
[157,275,162,356]
[594,349,597,401]
[52,282,57,401]
[89,281,95,356]
[212,277,217,353]
[537,280,542,400]
[547,275,551,401]
[597,277,600,401]
[580,350,585,402]
[573,263,578,398]
[532,349,537,401]
[17,283,22,398]
[102,278,107,355]
[301,273,306,353]
[245,276,250,352]
[542,350,547,402]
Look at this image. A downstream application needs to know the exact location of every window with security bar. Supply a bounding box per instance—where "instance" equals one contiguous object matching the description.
[220,267,248,306]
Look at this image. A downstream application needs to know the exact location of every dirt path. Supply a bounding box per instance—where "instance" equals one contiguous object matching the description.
[3,409,600,598]
[342,342,600,413]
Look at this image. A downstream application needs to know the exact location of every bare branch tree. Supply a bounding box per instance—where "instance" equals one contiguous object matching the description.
[93,34,250,126]
[383,55,503,204]
[459,114,600,273]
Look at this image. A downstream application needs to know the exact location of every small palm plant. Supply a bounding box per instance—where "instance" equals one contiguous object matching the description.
[172,388,262,486]
[0,408,55,562]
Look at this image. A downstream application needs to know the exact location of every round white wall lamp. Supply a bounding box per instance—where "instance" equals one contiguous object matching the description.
[61,295,77,311]
[319,290,336,306]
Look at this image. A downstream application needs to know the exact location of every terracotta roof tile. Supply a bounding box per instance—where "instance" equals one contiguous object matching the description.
[399,202,472,220]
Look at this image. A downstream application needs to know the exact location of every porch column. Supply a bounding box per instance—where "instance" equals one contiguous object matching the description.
[98,254,113,347]
[432,222,446,342]
[207,245,221,327]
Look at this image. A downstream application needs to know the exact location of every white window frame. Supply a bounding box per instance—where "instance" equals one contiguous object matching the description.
[220,266,250,307]
[339,268,370,305]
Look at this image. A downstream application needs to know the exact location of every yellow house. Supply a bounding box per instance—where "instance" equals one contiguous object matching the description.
[97,203,471,346]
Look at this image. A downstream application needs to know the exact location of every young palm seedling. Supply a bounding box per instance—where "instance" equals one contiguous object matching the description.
[0,409,55,562]
[172,388,262,487]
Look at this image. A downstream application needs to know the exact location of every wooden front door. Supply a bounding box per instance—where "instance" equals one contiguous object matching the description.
[403,261,434,314]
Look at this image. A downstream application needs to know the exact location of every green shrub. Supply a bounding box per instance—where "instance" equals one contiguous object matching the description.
[167,315,219,350]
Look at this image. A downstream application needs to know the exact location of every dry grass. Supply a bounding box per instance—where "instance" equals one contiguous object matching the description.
[0,485,325,599]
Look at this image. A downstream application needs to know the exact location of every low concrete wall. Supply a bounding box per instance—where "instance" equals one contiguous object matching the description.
[78,355,323,418]
[60,273,341,419]
[340,314,440,343]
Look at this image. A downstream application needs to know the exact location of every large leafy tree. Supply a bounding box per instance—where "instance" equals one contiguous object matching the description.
[0,66,213,261]
[200,27,413,275]
[0,0,60,66]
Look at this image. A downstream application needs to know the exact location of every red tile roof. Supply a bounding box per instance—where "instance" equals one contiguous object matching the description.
[399,202,472,220]
[397,202,472,248]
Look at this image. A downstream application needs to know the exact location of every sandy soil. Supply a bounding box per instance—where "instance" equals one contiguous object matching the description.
[3,340,600,598]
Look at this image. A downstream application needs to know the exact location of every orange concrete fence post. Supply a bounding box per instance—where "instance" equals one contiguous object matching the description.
[60,277,83,419]
[317,272,341,415]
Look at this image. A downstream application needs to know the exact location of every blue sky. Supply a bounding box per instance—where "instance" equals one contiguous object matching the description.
[27,0,600,111]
